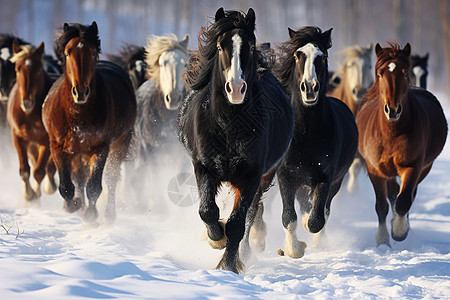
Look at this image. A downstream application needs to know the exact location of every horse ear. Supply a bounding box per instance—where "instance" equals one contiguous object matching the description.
[403,43,411,57]
[63,23,70,32]
[323,28,333,49]
[215,7,225,22]
[181,34,189,48]
[367,43,373,52]
[288,28,296,39]
[246,8,256,27]
[424,52,429,62]
[91,21,98,34]
[375,43,383,57]
[34,42,45,58]
[12,39,21,54]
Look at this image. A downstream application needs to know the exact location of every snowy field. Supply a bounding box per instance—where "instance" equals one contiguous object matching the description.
[0,99,449,299]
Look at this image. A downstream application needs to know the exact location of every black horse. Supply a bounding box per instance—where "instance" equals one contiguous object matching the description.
[105,44,147,91]
[274,27,358,258]
[178,8,294,274]
[409,53,428,89]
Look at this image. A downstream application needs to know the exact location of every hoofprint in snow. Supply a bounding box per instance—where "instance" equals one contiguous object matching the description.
[0,102,449,299]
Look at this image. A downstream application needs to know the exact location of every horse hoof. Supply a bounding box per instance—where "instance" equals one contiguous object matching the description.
[216,255,244,274]
[205,220,227,249]
[83,206,99,223]
[391,214,409,242]
[284,239,307,258]
[43,178,57,195]
[64,197,84,213]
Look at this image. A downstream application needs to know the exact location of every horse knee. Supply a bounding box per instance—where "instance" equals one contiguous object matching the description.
[59,181,75,201]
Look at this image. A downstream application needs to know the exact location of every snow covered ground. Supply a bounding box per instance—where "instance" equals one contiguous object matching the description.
[0,100,449,299]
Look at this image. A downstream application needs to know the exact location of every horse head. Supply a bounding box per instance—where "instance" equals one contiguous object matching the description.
[342,43,373,103]
[10,41,45,112]
[409,53,428,89]
[374,42,410,122]
[214,7,257,105]
[61,21,99,105]
[288,27,332,106]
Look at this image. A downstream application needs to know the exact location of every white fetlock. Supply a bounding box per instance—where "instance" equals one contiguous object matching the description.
[283,221,307,258]
[376,222,391,247]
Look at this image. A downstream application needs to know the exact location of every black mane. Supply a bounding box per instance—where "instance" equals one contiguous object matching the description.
[0,34,28,49]
[184,9,257,91]
[275,26,332,96]
[105,44,147,69]
[54,22,101,66]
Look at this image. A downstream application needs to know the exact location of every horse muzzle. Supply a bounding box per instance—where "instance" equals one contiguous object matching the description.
[225,79,247,105]
[164,91,182,110]
[300,80,319,106]
[352,85,365,102]
[384,104,402,121]
[72,85,90,104]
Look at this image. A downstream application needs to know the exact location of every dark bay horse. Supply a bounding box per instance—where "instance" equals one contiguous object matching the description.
[42,22,136,223]
[274,27,358,258]
[178,8,294,273]
[357,42,447,246]
[409,53,428,89]
[7,41,58,202]
[105,44,147,91]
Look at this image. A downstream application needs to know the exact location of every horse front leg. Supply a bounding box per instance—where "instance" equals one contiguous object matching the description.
[12,135,35,201]
[31,145,52,199]
[43,154,57,195]
[194,163,223,248]
[217,177,260,274]
[85,148,109,223]
[52,147,78,212]
[392,167,420,241]
[367,172,390,247]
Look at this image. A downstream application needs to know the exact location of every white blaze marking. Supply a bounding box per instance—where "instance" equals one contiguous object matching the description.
[388,62,396,72]
[1,47,11,61]
[25,59,32,67]
[227,34,243,82]
[412,66,425,86]
[135,60,144,72]
[297,43,323,82]
[77,42,84,49]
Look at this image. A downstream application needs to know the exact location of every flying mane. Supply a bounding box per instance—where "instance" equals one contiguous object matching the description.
[9,44,35,63]
[184,10,256,91]
[145,34,189,81]
[54,23,101,66]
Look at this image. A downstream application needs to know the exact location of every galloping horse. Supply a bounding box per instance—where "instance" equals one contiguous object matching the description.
[409,53,428,89]
[7,41,58,202]
[274,27,358,258]
[105,44,147,91]
[179,8,294,273]
[327,44,373,194]
[42,22,136,223]
[356,42,447,246]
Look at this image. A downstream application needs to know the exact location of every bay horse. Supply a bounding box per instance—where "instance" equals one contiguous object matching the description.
[42,22,136,223]
[356,42,447,246]
[327,44,373,194]
[178,8,294,273]
[409,53,429,89]
[105,44,147,91]
[7,41,58,202]
[274,27,358,258]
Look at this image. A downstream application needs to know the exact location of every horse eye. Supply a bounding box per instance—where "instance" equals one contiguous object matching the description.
[377,74,381,78]
[217,45,222,52]
[251,46,255,52]
[64,52,68,57]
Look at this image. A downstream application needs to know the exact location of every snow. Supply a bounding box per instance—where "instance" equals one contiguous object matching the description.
[0,100,449,299]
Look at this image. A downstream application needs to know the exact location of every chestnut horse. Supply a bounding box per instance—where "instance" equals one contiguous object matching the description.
[42,22,136,222]
[357,42,447,246]
[179,8,294,273]
[7,41,58,202]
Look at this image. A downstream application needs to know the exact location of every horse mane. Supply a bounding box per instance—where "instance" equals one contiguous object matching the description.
[106,44,147,69]
[54,22,101,66]
[0,34,28,49]
[145,34,188,81]
[275,26,331,94]
[184,9,256,91]
[9,44,35,63]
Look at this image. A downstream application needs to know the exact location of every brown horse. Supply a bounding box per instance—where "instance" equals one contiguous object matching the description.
[7,41,58,202]
[42,22,136,222]
[356,42,447,247]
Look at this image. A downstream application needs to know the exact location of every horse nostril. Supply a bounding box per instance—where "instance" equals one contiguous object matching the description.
[72,86,78,97]
[300,81,306,92]
[313,82,319,93]
[165,94,170,103]
[225,82,232,93]
[240,82,247,95]
[85,86,90,97]
[397,104,402,115]
[384,104,389,114]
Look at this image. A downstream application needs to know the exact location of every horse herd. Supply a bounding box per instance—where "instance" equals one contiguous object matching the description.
[0,8,447,274]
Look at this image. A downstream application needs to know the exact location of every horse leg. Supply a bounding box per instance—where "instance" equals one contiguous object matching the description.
[43,154,57,195]
[31,145,51,199]
[12,135,35,201]
[84,148,109,223]
[217,177,260,274]
[194,163,223,248]
[347,155,362,194]
[307,181,331,234]
[392,167,420,241]
[367,172,390,247]
[241,169,276,260]
[278,171,306,259]
[386,178,399,207]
